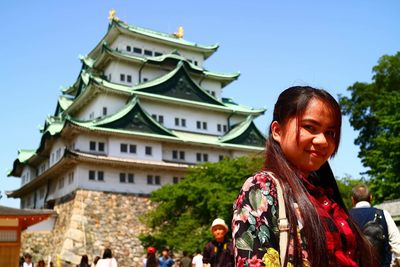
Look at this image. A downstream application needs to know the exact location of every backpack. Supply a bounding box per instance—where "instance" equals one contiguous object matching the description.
[362,209,386,253]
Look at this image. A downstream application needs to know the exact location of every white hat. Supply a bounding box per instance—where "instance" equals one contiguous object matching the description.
[211,218,228,231]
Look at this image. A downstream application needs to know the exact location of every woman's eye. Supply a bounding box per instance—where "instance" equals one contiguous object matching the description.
[326,130,336,138]
[303,125,315,132]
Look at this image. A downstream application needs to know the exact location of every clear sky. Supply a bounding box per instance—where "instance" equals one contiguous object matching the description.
[1,1,399,208]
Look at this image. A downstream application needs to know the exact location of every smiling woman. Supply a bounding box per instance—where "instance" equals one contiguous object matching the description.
[232,86,378,267]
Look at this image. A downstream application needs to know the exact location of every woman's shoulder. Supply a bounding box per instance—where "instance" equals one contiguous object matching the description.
[241,171,279,192]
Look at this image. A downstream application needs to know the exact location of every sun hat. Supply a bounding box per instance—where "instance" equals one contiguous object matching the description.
[211,218,228,231]
[147,246,156,254]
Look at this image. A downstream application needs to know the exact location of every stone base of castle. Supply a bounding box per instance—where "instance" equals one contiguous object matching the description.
[21,189,154,267]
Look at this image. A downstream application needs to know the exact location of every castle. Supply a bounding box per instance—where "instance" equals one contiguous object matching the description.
[7,11,265,266]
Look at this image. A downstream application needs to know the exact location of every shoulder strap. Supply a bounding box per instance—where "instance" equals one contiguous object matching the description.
[374,208,383,223]
[267,172,288,267]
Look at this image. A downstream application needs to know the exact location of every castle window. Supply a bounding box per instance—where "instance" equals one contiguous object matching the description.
[145,146,152,156]
[126,45,131,52]
[120,74,125,82]
[173,177,179,184]
[154,52,163,56]
[223,125,228,132]
[158,115,164,124]
[89,170,95,180]
[68,172,74,184]
[196,153,202,162]
[97,171,104,181]
[219,155,224,161]
[120,173,126,183]
[211,91,216,97]
[202,122,207,130]
[175,117,180,126]
[203,154,209,162]
[155,175,161,185]
[196,121,201,129]
[147,175,153,185]
[129,144,137,154]
[172,150,178,159]
[127,75,132,83]
[181,119,186,127]
[90,141,96,151]
[194,61,198,66]
[120,143,128,153]
[217,124,222,132]
[98,142,105,152]
[144,49,153,56]
[133,47,142,54]
[58,177,64,189]
[103,107,107,116]
[128,173,134,183]
[152,114,157,120]
[143,78,148,82]
[179,151,185,160]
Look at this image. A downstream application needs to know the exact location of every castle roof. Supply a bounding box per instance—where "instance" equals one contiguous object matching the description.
[88,19,219,61]
[62,63,264,117]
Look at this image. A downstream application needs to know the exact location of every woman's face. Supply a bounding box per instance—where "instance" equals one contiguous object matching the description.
[272,98,338,176]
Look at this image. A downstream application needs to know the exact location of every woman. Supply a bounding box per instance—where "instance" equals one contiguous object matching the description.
[37,259,45,267]
[96,248,118,267]
[77,255,90,267]
[143,246,158,267]
[232,86,377,266]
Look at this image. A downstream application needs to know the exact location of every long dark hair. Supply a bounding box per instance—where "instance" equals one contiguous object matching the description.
[146,253,158,267]
[102,248,113,259]
[265,86,377,266]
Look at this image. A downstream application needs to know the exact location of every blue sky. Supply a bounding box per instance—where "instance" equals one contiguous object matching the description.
[1,1,399,208]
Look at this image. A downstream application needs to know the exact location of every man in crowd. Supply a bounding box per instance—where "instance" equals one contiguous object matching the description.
[202,218,234,267]
[349,184,400,266]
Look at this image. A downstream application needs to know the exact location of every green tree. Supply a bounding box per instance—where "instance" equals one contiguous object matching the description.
[139,155,264,252]
[339,51,400,203]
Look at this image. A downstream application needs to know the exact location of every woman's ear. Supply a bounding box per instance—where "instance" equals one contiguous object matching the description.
[271,121,282,143]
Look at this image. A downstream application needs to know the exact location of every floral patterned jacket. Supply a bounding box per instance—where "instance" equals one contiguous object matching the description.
[232,171,359,267]
[232,171,308,267]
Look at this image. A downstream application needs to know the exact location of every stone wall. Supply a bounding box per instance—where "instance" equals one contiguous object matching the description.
[21,189,154,267]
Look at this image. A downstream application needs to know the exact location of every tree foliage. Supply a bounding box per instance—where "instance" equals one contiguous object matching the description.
[336,175,364,209]
[339,51,400,202]
[139,155,264,252]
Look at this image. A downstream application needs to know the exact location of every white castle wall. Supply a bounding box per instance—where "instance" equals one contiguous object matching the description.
[76,93,127,121]
[112,35,204,66]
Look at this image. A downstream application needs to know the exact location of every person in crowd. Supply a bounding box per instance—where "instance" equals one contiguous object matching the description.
[202,218,234,267]
[143,246,158,267]
[191,249,203,267]
[92,256,100,267]
[37,259,45,267]
[159,247,174,267]
[96,248,118,267]
[77,255,90,267]
[232,86,378,266]
[23,253,34,267]
[349,184,400,266]
[179,251,191,267]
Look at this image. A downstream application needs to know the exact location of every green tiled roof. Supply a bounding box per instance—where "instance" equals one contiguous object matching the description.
[71,97,176,138]
[134,62,224,106]
[62,65,263,117]
[220,116,266,147]
[16,150,36,163]
[110,19,219,54]
[87,43,239,85]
